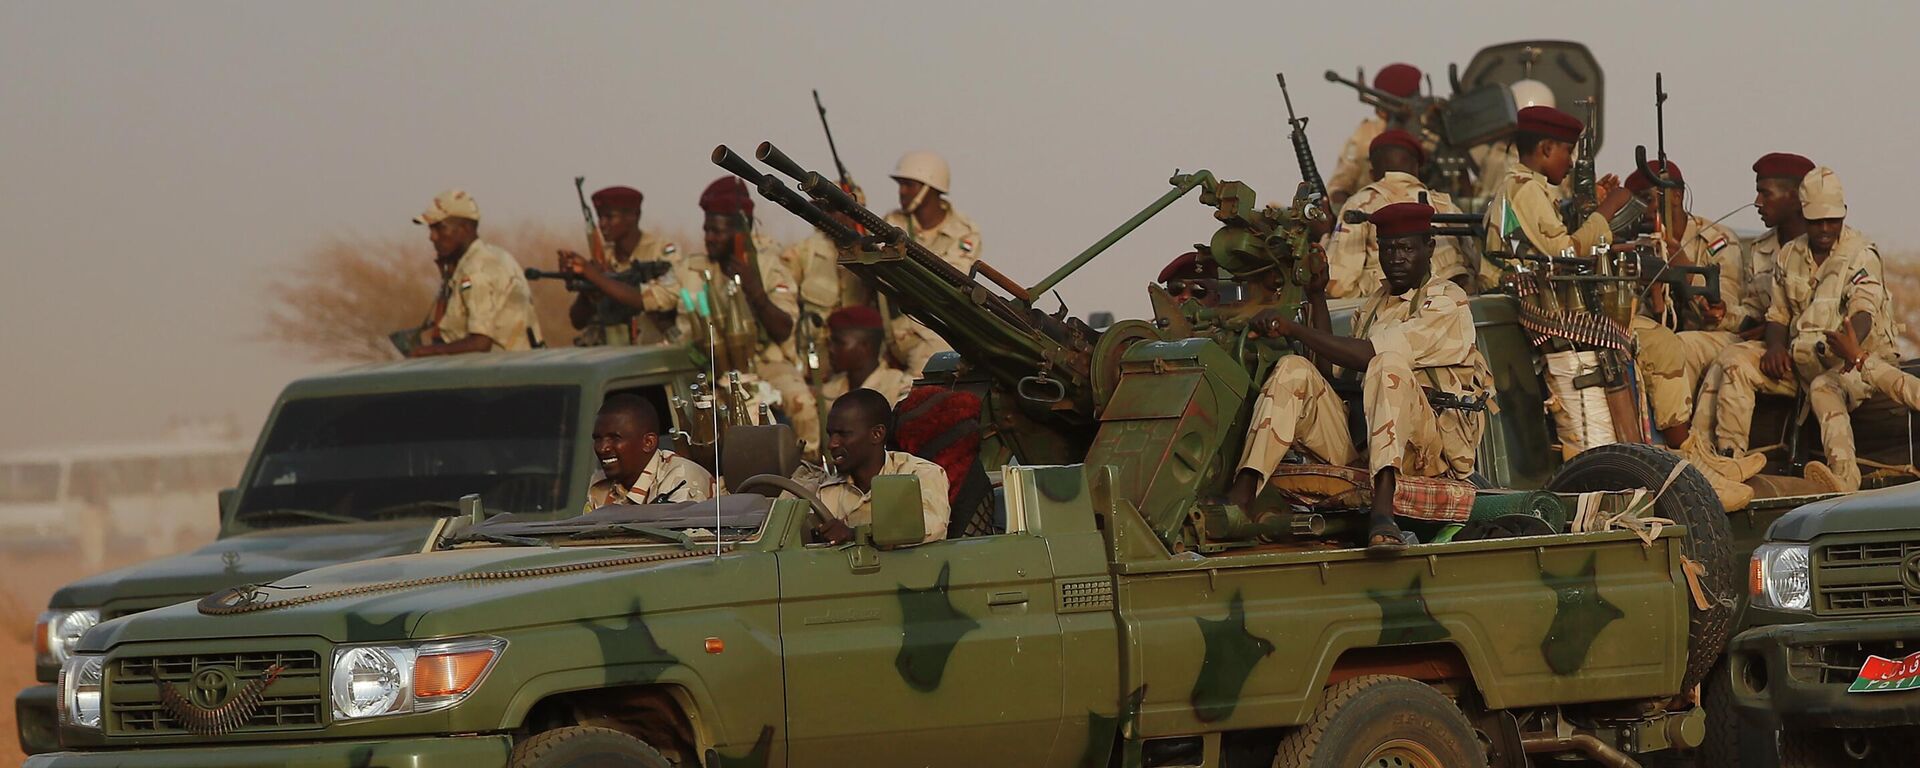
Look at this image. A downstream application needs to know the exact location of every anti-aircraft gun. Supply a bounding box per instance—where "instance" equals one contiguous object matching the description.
[715,144,1323,551]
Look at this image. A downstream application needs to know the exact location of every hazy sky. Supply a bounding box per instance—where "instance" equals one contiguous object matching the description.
[4,1,1915,452]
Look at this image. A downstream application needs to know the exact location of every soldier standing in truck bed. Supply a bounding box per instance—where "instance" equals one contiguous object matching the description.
[1326,129,1469,298]
[884,150,980,376]
[558,185,684,346]
[779,182,875,359]
[407,189,545,357]
[1227,202,1493,554]
[1326,63,1421,209]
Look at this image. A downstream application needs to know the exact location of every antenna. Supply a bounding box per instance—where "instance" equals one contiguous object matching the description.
[709,279,723,557]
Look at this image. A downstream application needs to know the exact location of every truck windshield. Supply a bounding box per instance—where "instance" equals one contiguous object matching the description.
[235,386,578,525]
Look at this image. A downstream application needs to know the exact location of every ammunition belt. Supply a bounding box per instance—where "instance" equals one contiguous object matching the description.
[1506,273,1631,351]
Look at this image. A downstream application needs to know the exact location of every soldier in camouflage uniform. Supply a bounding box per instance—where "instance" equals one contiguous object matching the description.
[1227,202,1493,553]
[1326,129,1469,297]
[558,185,684,346]
[820,306,913,406]
[779,183,875,369]
[1708,168,1894,492]
[884,151,981,376]
[1327,63,1421,209]
[585,394,715,509]
[809,389,950,545]
[407,189,545,356]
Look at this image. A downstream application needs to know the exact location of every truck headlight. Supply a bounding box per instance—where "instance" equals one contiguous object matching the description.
[36,609,101,667]
[330,637,505,721]
[58,655,105,730]
[1751,543,1812,612]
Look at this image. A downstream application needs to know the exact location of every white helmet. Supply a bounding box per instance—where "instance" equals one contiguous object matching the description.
[891,150,951,194]
[1510,79,1556,110]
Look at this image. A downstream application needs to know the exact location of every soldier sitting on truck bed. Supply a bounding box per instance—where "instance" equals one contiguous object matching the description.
[585,394,716,509]
[557,185,685,346]
[820,306,913,406]
[1326,63,1421,209]
[811,389,950,546]
[1326,129,1470,298]
[407,188,546,357]
[1226,202,1493,554]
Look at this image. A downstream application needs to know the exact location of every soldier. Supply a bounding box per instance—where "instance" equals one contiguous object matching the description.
[884,150,980,375]
[1327,129,1469,297]
[809,389,950,545]
[779,183,874,387]
[685,177,820,448]
[1327,63,1422,209]
[821,306,914,405]
[1622,160,1748,446]
[407,189,545,357]
[1226,202,1493,554]
[1470,79,1558,205]
[1481,106,1631,261]
[1708,168,1893,492]
[558,186,684,346]
[1159,251,1221,307]
[585,394,715,509]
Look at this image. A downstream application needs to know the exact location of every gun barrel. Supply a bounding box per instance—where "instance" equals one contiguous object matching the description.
[1028,171,1214,299]
[1323,70,1408,113]
[712,145,770,185]
[755,142,811,183]
[711,145,860,248]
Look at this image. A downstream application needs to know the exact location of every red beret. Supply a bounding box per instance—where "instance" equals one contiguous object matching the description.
[1516,106,1583,143]
[1370,201,1434,238]
[1373,63,1421,99]
[1752,152,1816,181]
[827,305,884,332]
[1157,251,1215,283]
[1625,160,1683,193]
[591,185,643,210]
[1369,129,1425,165]
[699,177,754,217]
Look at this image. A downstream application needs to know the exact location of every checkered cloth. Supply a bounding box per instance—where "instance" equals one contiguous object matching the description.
[1266,464,1477,522]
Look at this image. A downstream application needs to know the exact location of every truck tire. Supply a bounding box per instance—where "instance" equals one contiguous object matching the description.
[1780,726,1919,767]
[1271,675,1486,768]
[510,726,672,768]
[1546,442,1734,693]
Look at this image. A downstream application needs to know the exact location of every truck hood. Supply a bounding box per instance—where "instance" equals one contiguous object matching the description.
[82,544,759,649]
[1767,483,1920,542]
[49,519,437,610]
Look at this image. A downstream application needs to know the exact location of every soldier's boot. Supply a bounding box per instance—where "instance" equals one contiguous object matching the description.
[1677,435,1766,482]
[1804,458,1861,494]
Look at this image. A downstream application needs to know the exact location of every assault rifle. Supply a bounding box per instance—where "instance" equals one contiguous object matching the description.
[524,261,676,327]
[1276,74,1328,204]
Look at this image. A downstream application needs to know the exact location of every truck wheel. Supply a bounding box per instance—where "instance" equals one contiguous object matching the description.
[1271,675,1486,768]
[1547,442,1734,693]
[1780,726,1919,767]
[510,726,672,768]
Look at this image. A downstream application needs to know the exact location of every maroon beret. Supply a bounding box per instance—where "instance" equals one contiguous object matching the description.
[1369,129,1426,165]
[1371,201,1434,238]
[1157,251,1215,283]
[1374,63,1422,99]
[827,305,884,331]
[591,185,643,210]
[1625,160,1683,193]
[1516,106,1583,143]
[699,177,753,217]
[1752,152,1816,181]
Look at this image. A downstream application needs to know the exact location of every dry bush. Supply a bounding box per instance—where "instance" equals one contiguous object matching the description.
[259,223,702,362]
[1881,249,1920,354]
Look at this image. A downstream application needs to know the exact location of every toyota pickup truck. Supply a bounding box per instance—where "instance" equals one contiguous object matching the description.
[16,346,713,755]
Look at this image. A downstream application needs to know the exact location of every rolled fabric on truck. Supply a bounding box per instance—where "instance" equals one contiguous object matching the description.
[1545,350,1616,456]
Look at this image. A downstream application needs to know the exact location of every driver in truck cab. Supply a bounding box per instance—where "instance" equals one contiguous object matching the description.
[811,389,950,545]
[1226,202,1493,554]
[585,394,716,509]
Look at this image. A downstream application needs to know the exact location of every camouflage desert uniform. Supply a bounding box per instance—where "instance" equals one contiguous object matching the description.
[884,203,981,376]
[584,448,716,511]
[582,232,685,347]
[1326,171,1469,298]
[821,364,914,406]
[1708,226,1892,490]
[1632,215,1749,430]
[436,238,545,351]
[780,231,873,366]
[680,232,820,449]
[1237,275,1492,486]
[1326,115,1386,202]
[1685,228,1785,437]
[816,451,950,544]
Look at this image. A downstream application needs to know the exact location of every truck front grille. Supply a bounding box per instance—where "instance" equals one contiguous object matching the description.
[107,650,325,736]
[1815,539,1920,616]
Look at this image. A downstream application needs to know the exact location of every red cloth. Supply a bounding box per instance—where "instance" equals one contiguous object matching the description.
[1625,160,1684,193]
[1157,251,1214,283]
[1516,106,1582,143]
[1265,464,1475,523]
[1370,201,1435,238]
[1752,152,1815,180]
[699,177,754,217]
[827,305,883,331]
[1374,63,1421,98]
[1369,129,1425,165]
[892,386,982,504]
[591,186,643,210]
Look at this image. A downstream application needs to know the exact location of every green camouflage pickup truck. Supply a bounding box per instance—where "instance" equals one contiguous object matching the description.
[17,346,714,755]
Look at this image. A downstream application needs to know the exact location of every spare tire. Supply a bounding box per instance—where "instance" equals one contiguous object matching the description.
[1546,443,1733,693]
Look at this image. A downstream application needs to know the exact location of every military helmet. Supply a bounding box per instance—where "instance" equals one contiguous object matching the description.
[1510,79,1556,110]
[891,150,951,194]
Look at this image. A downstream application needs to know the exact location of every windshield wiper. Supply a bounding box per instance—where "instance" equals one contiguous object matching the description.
[366,500,469,519]
[236,508,361,526]
[568,523,699,548]
[442,530,551,548]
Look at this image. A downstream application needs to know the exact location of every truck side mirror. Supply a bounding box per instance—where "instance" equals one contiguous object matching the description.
[216,487,238,521]
[869,475,926,548]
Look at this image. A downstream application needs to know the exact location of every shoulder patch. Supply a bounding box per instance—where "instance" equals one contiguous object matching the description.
[458,278,473,292]
[663,243,678,256]
[960,237,976,253]
[1852,268,1872,285]
[1707,236,1730,255]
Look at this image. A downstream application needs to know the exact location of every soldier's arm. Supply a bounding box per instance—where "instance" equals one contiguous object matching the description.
[1324,194,1374,298]
[1325,121,1370,204]
[1368,286,1476,369]
[1845,248,1889,338]
[731,253,797,343]
[1710,234,1749,331]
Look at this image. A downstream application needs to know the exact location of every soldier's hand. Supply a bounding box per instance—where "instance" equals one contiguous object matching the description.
[558,250,600,277]
[1597,186,1633,219]
[1761,345,1794,380]
[1702,299,1727,324]
[1825,327,1865,369]
[1305,248,1330,299]
[1251,309,1294,339]
[816,518,855,545]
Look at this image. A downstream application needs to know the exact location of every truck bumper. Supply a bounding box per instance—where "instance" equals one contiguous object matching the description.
[1729,616,1920,730]
[15,684,58,756]
[22,734,513,768]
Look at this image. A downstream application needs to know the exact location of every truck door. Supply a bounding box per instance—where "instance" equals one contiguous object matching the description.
[777,531,1064,767]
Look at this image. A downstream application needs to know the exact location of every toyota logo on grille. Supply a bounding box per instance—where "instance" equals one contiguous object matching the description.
[1903,552,1920,592]
[189,667,237,710]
